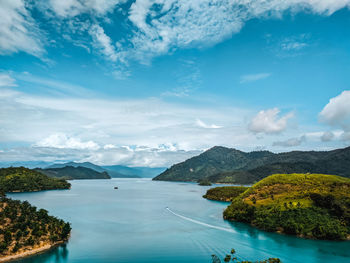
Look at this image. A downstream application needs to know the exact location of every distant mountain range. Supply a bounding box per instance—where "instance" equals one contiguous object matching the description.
[153,146,350,184]
[36,166,111,180]
[47,162,166,178]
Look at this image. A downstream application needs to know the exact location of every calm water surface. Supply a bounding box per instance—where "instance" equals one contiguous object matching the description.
[8,179,350,263]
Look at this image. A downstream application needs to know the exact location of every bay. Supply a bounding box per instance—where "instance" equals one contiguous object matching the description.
[8,179,350,263]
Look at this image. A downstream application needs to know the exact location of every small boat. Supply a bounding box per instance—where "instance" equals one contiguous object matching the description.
[114,186,118,189]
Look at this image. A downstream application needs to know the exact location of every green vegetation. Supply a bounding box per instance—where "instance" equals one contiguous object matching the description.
[211,248,281,263]
[153,146,350,184]
[198,179,212,186]
[0,196,71,257]
[0,167,70,193]
[36,166,111,180]
[223,173,350,240]
[203,186,249,202]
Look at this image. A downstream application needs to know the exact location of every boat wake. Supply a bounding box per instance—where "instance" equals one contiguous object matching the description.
[165,207,237,234]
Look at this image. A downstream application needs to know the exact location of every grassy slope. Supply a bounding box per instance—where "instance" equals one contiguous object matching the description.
[0,167,71,192]
[223,173,350,240]
[203,186,249,202]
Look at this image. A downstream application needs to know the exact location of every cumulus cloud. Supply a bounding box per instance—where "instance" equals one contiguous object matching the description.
[35,133,100,150]
[240,73,271,83]
[248,108,294,134]
[273,135,306,147]
[320,90,350,131]
[0,0,44,56]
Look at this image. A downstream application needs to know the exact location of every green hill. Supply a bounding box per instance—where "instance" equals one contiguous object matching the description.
[0,167,70,193]
[203,186,249,202]
[36,166,111,180]
[153,146,350,183]
[0,197,71,259]
[223,173,350,240]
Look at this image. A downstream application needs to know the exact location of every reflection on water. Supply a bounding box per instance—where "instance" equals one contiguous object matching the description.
[17,244,69,263]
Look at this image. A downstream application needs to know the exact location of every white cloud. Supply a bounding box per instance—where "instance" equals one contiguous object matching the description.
[240,73,271,83]
[0,73,16,87]
[248,108,294,134]
[273,135,306,147]
[320,90,350,131]
[119,0,350,63]
[47,0,125,17]
[35,133,100,150]
[89,24,120,62]
[0,0,44,56]
[195,119,222,129]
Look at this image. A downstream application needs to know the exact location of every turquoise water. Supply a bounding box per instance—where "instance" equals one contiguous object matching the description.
[8,179,350,263]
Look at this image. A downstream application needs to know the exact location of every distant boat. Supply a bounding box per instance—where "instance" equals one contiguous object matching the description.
[114,186,118,189]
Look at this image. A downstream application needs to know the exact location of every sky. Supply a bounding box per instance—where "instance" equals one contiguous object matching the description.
[1,0,350,167]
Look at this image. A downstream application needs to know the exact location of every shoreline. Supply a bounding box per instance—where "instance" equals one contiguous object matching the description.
[0,241,66,263]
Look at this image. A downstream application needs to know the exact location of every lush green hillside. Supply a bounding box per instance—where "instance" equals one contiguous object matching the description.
[223,173,350,240]
[0,197,71,259]
[153,146,350,183]
[0,167,70,193]
[36,166,111,180]
[203,186,249,202]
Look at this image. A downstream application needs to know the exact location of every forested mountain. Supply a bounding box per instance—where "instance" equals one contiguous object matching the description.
[153,146,350,183]
[36,166,111,180]
[0,167,70,193]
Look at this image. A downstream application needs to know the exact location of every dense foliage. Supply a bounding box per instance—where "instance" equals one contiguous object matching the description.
[203,186,249,202]
[0,197,71,257]
[0,167,70,193]
[198,179,212,186]
[153,146,350,184]
[36,166,111,180]
[223,173,350,240]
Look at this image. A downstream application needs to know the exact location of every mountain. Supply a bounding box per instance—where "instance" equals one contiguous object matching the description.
[102,165,166,178]
[223,173,350,240]
[0,167,70,192]
[36,166,111,180]
[153,146,350,183]
[47,162,139,178]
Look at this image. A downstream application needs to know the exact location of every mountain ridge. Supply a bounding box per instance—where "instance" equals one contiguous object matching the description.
[153,146,350,183]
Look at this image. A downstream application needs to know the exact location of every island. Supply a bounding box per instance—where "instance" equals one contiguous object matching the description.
[220,173,350,240]
[0,167,71,192]
[203,186,249,202]
[0,167,72,262]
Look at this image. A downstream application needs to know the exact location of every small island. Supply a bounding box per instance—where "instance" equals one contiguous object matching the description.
[198,179,212,186]
[221,173,350,240]
[203,186,249,202]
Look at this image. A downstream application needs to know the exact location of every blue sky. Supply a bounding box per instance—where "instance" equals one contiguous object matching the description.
[1,0,350,167]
